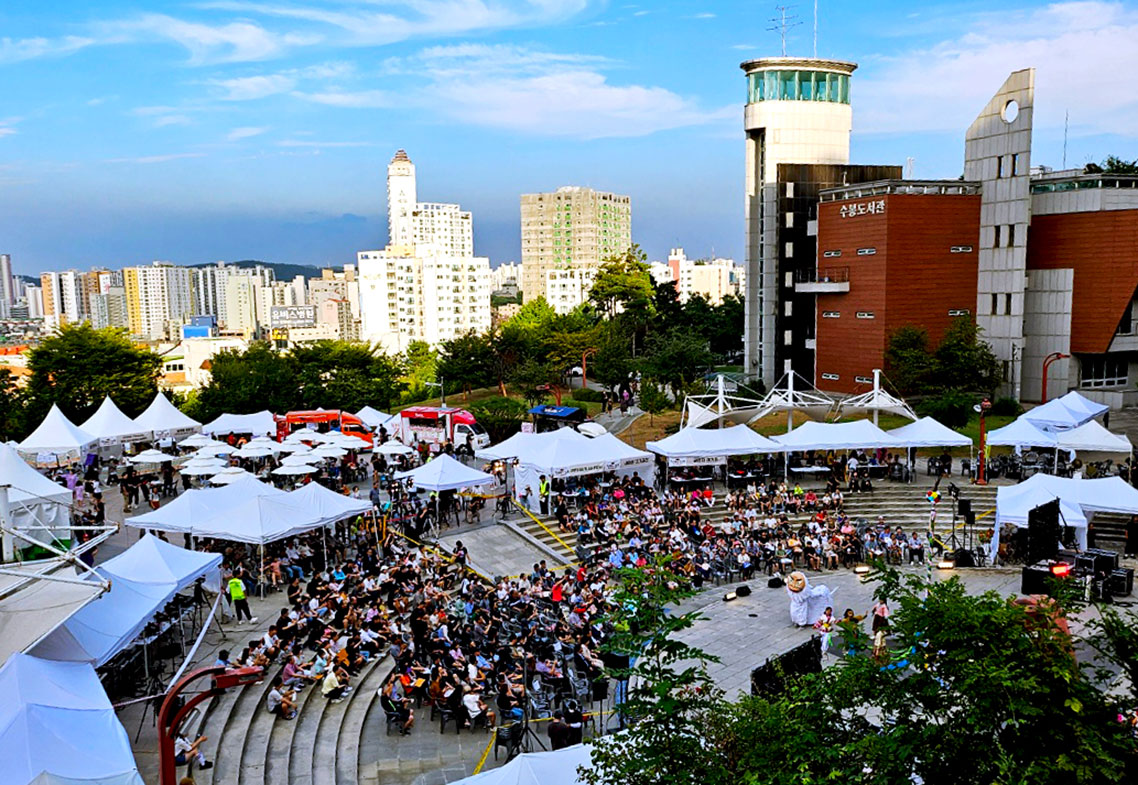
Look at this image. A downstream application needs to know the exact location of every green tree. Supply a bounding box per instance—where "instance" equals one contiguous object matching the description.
[640,329,714,398]
[638,380,671,424]
[588,324,633,390]
[437,331,495,401]
[507,358,559,407]
[0,368,25,441]
[589,245,655,321]
[885,325,935,394]
[292,341,404,412]
[935,316,1000,392]
[193,342,298,421]
[582,557,722,785]
[25,323,161,424]
[1085,155,1138,175]
[467,396,527,442]
[650,279,683,326]
[507,296,558,330]
[400,341,438,403]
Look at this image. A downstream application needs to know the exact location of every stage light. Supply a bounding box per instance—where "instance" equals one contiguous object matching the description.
[1050,562,1071,578]
[937,560,956,570]
[854,565,871,575]
[723,591,737,602]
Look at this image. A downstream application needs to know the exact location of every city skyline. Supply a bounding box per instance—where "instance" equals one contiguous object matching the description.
[3,0,1138,273]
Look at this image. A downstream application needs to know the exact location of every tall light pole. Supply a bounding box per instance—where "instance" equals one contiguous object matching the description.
[581,347,597,391]
[1041,352,1070,403]
[975,397,992,486]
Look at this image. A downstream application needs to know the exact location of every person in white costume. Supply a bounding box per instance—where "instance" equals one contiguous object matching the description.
[785,571,835,627]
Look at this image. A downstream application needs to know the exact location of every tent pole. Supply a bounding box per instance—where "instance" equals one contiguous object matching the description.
[259,544,264,599]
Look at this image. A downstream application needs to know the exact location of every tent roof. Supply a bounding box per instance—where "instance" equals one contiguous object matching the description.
[18,404,97,457]
[356,406,394,429]
[395,454,495,492]
[0,443,72,508]
[201,410,276,437]
[132,392,201,434]
[1056,390,1109,421]
[886,417,972,448]
[125,477,285,534]
[32,535,221,667]
[286,482,371,526]
[986,417,1057,447]
[188,494,327,544]
[996,474,1138,529]
[475,428,587,461]
[1055,419,1132,454]
[0,564,107,668]
[451,743,593,785]
[647,424,782,458]
[0,653,144,785]
[80,397,151,443]
[772,419,897,451]
[1022,392,1106,431]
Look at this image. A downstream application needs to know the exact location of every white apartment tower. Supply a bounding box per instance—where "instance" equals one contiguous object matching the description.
[386,149,473,257]
[123,262,194,340]
[520,187,631,301]
[0,254,13,319]
[388,150,417,247]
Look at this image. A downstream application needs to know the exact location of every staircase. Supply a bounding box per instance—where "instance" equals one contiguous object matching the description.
[510,509,578,564]
[194,654,393,785]
[1090,512,1132,555]
[842,483,1000,532]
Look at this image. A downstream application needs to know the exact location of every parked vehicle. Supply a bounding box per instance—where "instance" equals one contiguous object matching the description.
[394,406,490,450]
[274,410,374,446]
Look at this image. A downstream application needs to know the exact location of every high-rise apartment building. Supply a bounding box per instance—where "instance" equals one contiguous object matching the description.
[123,262,194,340]
[741,57,899,386]
[386,150,473,257]
[520,187,631,301]
[0,254,13,319]
[24,285,43,320]
[39,272,61,328]
[309,266,360,321]
[545,269,596,315]
[357,246,491,353]
[224,274,265,339]
[665,249,738,305]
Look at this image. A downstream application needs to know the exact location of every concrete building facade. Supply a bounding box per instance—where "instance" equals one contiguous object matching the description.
[123,263,194,340]
[520,186,631,301]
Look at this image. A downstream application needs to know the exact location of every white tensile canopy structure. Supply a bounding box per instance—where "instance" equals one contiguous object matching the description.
[17,404,97,462]
[682,374,769,429]
[201,410,276,438]
[0,652,145,785]
[80,397,151,445]
[886,417,972,448]
[1023,391,1109,431]
[986,417,1057,449]
[451,743,593,785]
[834,369,917,425]
[132,392,201,439]
[992,474,1138,558]
[646,424,782,467]
[754,371,836,433]
[395,454,495,492]
[0,442,73,547]
[773,419,898,452]
[356,406,396,430]
[0,562,110,668]
[32,535,222,667]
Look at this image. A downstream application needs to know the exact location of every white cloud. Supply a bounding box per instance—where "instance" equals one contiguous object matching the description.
[108,152,207,164]
[856,1,1138,137]
[393,44,730,138]
[227,126,269,140]
[688,12,715,19]
[0,127,16,139]
[0,35,93,64]
[153,114,193,127]
[212,73,297,100]
[0,117,22,138]
[107,13,310,64]
[277,139,373,147]
[294,90,391,108]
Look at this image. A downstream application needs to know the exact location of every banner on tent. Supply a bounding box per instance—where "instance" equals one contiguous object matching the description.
[669,455,727,467]
[553,461,608,478]
[619,455,653,469]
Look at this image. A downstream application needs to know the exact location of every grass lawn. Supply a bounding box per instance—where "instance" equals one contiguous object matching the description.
[618,409,683,449]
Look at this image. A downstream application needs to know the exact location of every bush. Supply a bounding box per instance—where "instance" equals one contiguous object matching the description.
[468,396,528,442]
[916,390,974,429]
[990,396,1023,417]
[572,388,604,403]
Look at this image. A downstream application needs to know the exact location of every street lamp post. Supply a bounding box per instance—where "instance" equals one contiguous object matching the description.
[1041,352,1070,403]
[581,348,597,392]
[975,397,992,486]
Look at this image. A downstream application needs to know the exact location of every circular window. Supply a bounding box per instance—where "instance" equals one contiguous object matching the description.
[1002,100,1019,123]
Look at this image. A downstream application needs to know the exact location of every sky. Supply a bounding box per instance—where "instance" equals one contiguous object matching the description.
[2,0,1137,275]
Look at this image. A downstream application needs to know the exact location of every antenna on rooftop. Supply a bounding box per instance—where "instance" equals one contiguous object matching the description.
[813,0,818,57]
[768,5,801,57]
[905,157,915,179]
[1062,110,1069,169]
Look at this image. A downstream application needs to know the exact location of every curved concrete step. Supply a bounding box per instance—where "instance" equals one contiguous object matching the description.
[288,670,329,785]
[267,669,323,784]
[335,658,395,785]
[312,658,383,785]
[238,670,282,785]
[208,673,274,785]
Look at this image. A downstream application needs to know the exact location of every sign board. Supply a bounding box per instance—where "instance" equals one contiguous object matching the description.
[270,305,316,329]
[668,455,727,468]
[839,199,886,219]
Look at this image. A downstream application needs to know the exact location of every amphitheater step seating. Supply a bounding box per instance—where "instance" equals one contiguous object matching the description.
[1090,512,1131,555]
[515,512,578,563]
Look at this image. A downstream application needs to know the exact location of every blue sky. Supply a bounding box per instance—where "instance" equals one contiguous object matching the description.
[2,0,1137,274]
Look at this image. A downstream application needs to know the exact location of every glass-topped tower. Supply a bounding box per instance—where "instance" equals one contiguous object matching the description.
[742,57,892,388]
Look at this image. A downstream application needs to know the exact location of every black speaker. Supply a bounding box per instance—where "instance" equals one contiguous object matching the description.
[1027,500,1061,564]
[751,637,823,697]
[736,585,752,597]
[1021,562,1053,595]
[958,498,972,516]
[1109,567,1134,597]
[1086,548,1119,574]
[953,548,975,567]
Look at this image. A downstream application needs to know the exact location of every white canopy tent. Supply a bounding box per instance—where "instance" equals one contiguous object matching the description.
[1054,419,1132,455]
[1022,390,1108,431]
[450,743,593,785]
[201,410,276,438]
[186,494,327,545]
[886,417,972,448]
[1054,390,1110,422]
[476,428,587,462]
[395,454,495,492]
[125,477,285,534]
[286,482,371,526]
[209,467,257,485]
[772,419,898,452]
[132,392,201,439]
[80,397,151,446]
[992,474,1138,559]
[986,417,1057,449]
[32,535,222,667]
[646,424,782,466]
[356,406,396,430]
[0,442,73,545]
[0,652,144,785]
[512,431,655,511]
[17,404,97,463]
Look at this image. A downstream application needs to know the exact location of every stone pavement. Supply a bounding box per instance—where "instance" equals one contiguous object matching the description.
[438,523,551,581]
[677,565,1025,698]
